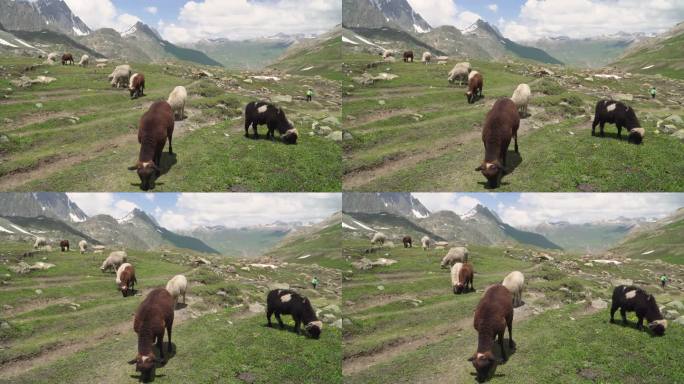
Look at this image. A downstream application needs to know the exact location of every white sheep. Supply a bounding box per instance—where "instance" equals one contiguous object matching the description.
[96,63,107,68]
[165,274,188,307]
[382,50,394,59]
[33,237,47,249]
[46,52,59,65]
[371,232,386,246]
[78,54,90,67]
[421,235,432,250]
[422,51,432,64]
[502,271,525,307]
[440,247,469,269]
[511,83,531,117]
[448,62,471,85]
[108,64,131,88]
[167,86,187,121]
[101,251,127,272]
[78,240,88,254]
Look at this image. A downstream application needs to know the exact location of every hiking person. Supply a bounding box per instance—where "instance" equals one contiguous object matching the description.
[650,87,656,99]
[311,276,319,289]
[660,274,668,288]
[306,88,313,102]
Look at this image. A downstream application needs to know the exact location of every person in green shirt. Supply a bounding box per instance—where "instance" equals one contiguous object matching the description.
[311,276,319,289]
[650,87,656,99]
[306,88,313,102]
[660,274,668,288]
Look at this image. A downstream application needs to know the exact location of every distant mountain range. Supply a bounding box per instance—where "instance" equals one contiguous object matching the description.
[611,21,684,79]
[610,208,684,263]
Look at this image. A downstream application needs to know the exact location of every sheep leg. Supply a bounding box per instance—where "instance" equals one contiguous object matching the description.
[294,318,301,334]
[609,303,618,323]
[156,333,165,360]
[182,291,186,304]
[514,131,519,153]
[591,119,598,136]
[166,320,173,353]
[636,315,644,331]
[620,308,628,324]
[244,120,251,138]
[266,309,274,327]
[168,133,173,155]
[616,124,623,140]
[275,313,284,328]
[599,122,605,137]
[498,330,507,362]
[507,313,515,350]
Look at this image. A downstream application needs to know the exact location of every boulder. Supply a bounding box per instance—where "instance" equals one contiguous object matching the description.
[674,316,684,326]
[321,116,340,127]
[612,93,633,101]
[661,124,678,134]
[269,282,290,291]
[327,131,343,141]
[673,129,684,142]
[248,302,265,313]
[272,95,292,103]
[665,309,680,320]
[29,262,55,270]
[666,300,684,311]
[332,319,343,329]
[665,114,683,125]
[591,299,608,310]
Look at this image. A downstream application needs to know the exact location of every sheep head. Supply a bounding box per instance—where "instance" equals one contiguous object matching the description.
[468,351,502,383]
[648,319,667,336]
[128,353,159,382]
[282,128,298,145]
[305,321,322,339]
[475,162,503,189]
[628,128,644,144]
[128,161,160,191]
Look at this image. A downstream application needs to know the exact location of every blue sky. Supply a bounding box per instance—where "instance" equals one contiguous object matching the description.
[67,193,341,230]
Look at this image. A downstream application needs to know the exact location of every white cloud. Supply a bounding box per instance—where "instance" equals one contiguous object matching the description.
[160,0,341,43]
[407,0,482,29]
[412,193,482,215]
[487,4,498,12]
[63,0,139,31]
[501,0,684,40]
[144,193,155,201]
[67,193,140,219]
[156,193,341,231]
[145,6,158,15]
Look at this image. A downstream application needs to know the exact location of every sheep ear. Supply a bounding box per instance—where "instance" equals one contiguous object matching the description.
[127,358,137,365]
[467,356,475,362]
[475,165,483,171]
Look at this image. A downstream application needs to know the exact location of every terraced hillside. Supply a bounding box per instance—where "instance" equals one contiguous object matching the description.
[0,54,341,192]
[342,238,684,383]
[0,241,342,383]
[342,51,684,191]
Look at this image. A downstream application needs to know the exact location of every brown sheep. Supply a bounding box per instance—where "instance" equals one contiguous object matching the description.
[128,288,175,382]
[402,236,412,248]
[451,262,474,294]
[403,51,414,62]
[116,263,137,297]
[61,53,74,65]
[129,73,145,100]
[59,240,70,252]
[127,101,175,191]
[468,284,515,382]
[475,98,520,189]
[466,71,483,104]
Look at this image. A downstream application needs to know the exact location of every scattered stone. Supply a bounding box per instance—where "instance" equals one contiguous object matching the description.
[225,265,236,273]
[0,321,10,330]
[272,95,292,103]
[35,289,43,295]
[322,304,341,314]
[269,282,289,291]
[321,116,340,126]
[665,309,680,320]
[248,302,265,313]
[612,93,633,101]
[332,319,343,329]
[236,371,256,383]
[29,262,55,271]
[378,100,386,105]
[35,103,43,108]
[661,124,678,134]
[9,262,31,274]
[243,78,253,84]
[377,285,385,291]
[666,300,684,311]
[2,304,13,310]
[665,114,683,125]
[674,316,684,326]
[672,129,684,142]
[327,131,343,141]
[591,299,608,310]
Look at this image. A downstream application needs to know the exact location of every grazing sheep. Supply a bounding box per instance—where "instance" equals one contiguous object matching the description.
[371,232,386,246]
[591,100,644,144]
[451,262,474,294]
[468,284,515,383]
[422,51,432,64]
[266,289,322,339]
[78,240,88,254]
[475,98,520,189]
[466,71,484,104]
[116,263,137,297]
[129,73,145,100]
[243,101,295,143]
[33,237,47,249]
[402,236,412,248]
[78,54,89,67]
[127,101,175,191]
[165,274,188,307]
[96,63,107,68]
[502,271,525,307]
[108,64,131,88]
[281,128,299,145]
[381,50,394,59]
[448,62,471,85]
[440,247,469,268]
[610,285,667,336]
[127,288,175,381]
[59,240,70,252]
[61,53,74,65]
[511,84,531,117]
[46,52,59,64]
[421,236,432,250]
[403,51,414,62]
[167,86,187,121]
[101,251,127,273]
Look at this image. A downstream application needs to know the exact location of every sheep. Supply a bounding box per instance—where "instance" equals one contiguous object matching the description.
[511,84,531,117]
[59,240,70,252]
[101,251,127,273]
[33,237,47,249]
[165,274,188,308]
[402,236,412,248]
[502,271,525,307]
[466,71,484,104]
[440,247,469,268]
[371,232,386,246]
[403,51,414,62]
[421,235,432,250]
[610,285,667,336]
[243,101,295,143]
[448,62,471,85]
[381,50,394,59]
[281,128,299,145]
[78,54,89,67]
[108,64,131,88]
[422,51,432,64]
[46,52,59,64]
[78,240,88,254]
[129,73,145,100]
[61,53,74,65]
[266,289,322,339]
[127,288,175,381]
[127,101,175,191]
[96,63,107,68]
[591,100,644,144]
[468,284,515,383]
[116,263,137,297]
[475,98,520,189]
[167,86,187,121]
[451,262,474,294]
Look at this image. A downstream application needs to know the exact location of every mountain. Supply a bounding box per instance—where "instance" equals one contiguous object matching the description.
[610,208,684,264]
[0,215,100,246]
[342,0,431,34]
[79,21,223,66]
[187,38,292,69]
[527,221,635,253]
[0,0,91,37]
[270,25,342,80]
[612,21,684,79]
[0,193,87,223]
[525,36,634,68]
[183,225,290,257]
[342,192,431,219]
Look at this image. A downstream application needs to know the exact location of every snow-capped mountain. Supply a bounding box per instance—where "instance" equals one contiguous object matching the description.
[343,192,431,219]
[0,192,88,223]
[0,0,91,37]
[342,0,432,34]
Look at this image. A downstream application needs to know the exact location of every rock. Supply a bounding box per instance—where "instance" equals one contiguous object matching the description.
[538,254,554,262]
[611,278,633,286]
[316,125,333,136]
[29,262,55,270]
[35,103,43,108]
[612,93,633,101]
[327,131,343,141]
[35,289,43,295]
[272,95,292,103]
[322,304,341,314]
[661,124,678,134]
[236,371,256,383]
[32,76,56,84]
[248,302,265,313]
[342,131,354,140]
[216,290,228,297]
[243,78,253,84]
[674,316,684,326]
[342,318,353,327]
[9,262,31,274]
[584,262,594,267]
[226,265,236,273]
[332,319,343,329]
[0,321,10,330]
[371,258,398,267]
[665,114,683,125]
[592,259,622,265]
[672,129,684,142]
[321,116,340,126]
[584,77,594,82]
[269,282,289,291]
[666,300,684,311]
[591,299,608,310]
[323,313,337,322]
[378,100,386,105]
[192,257,211,265]
[377,285,385,291]
[351,258,373,270]
[665,309,680,320]
[2,304,13,310]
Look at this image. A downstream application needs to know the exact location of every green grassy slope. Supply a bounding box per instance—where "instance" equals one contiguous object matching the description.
[271,32,342,81]
[266,223,343,270]
[610,213,684,265]
[613,31,684,80]
[0,56,341,192]
[341,50,684,191]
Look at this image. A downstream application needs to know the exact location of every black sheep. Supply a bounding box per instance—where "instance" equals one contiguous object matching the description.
[244,101,295,143]
[266,289,322,339]
[610,285,667,336]
[591,100,644,144]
